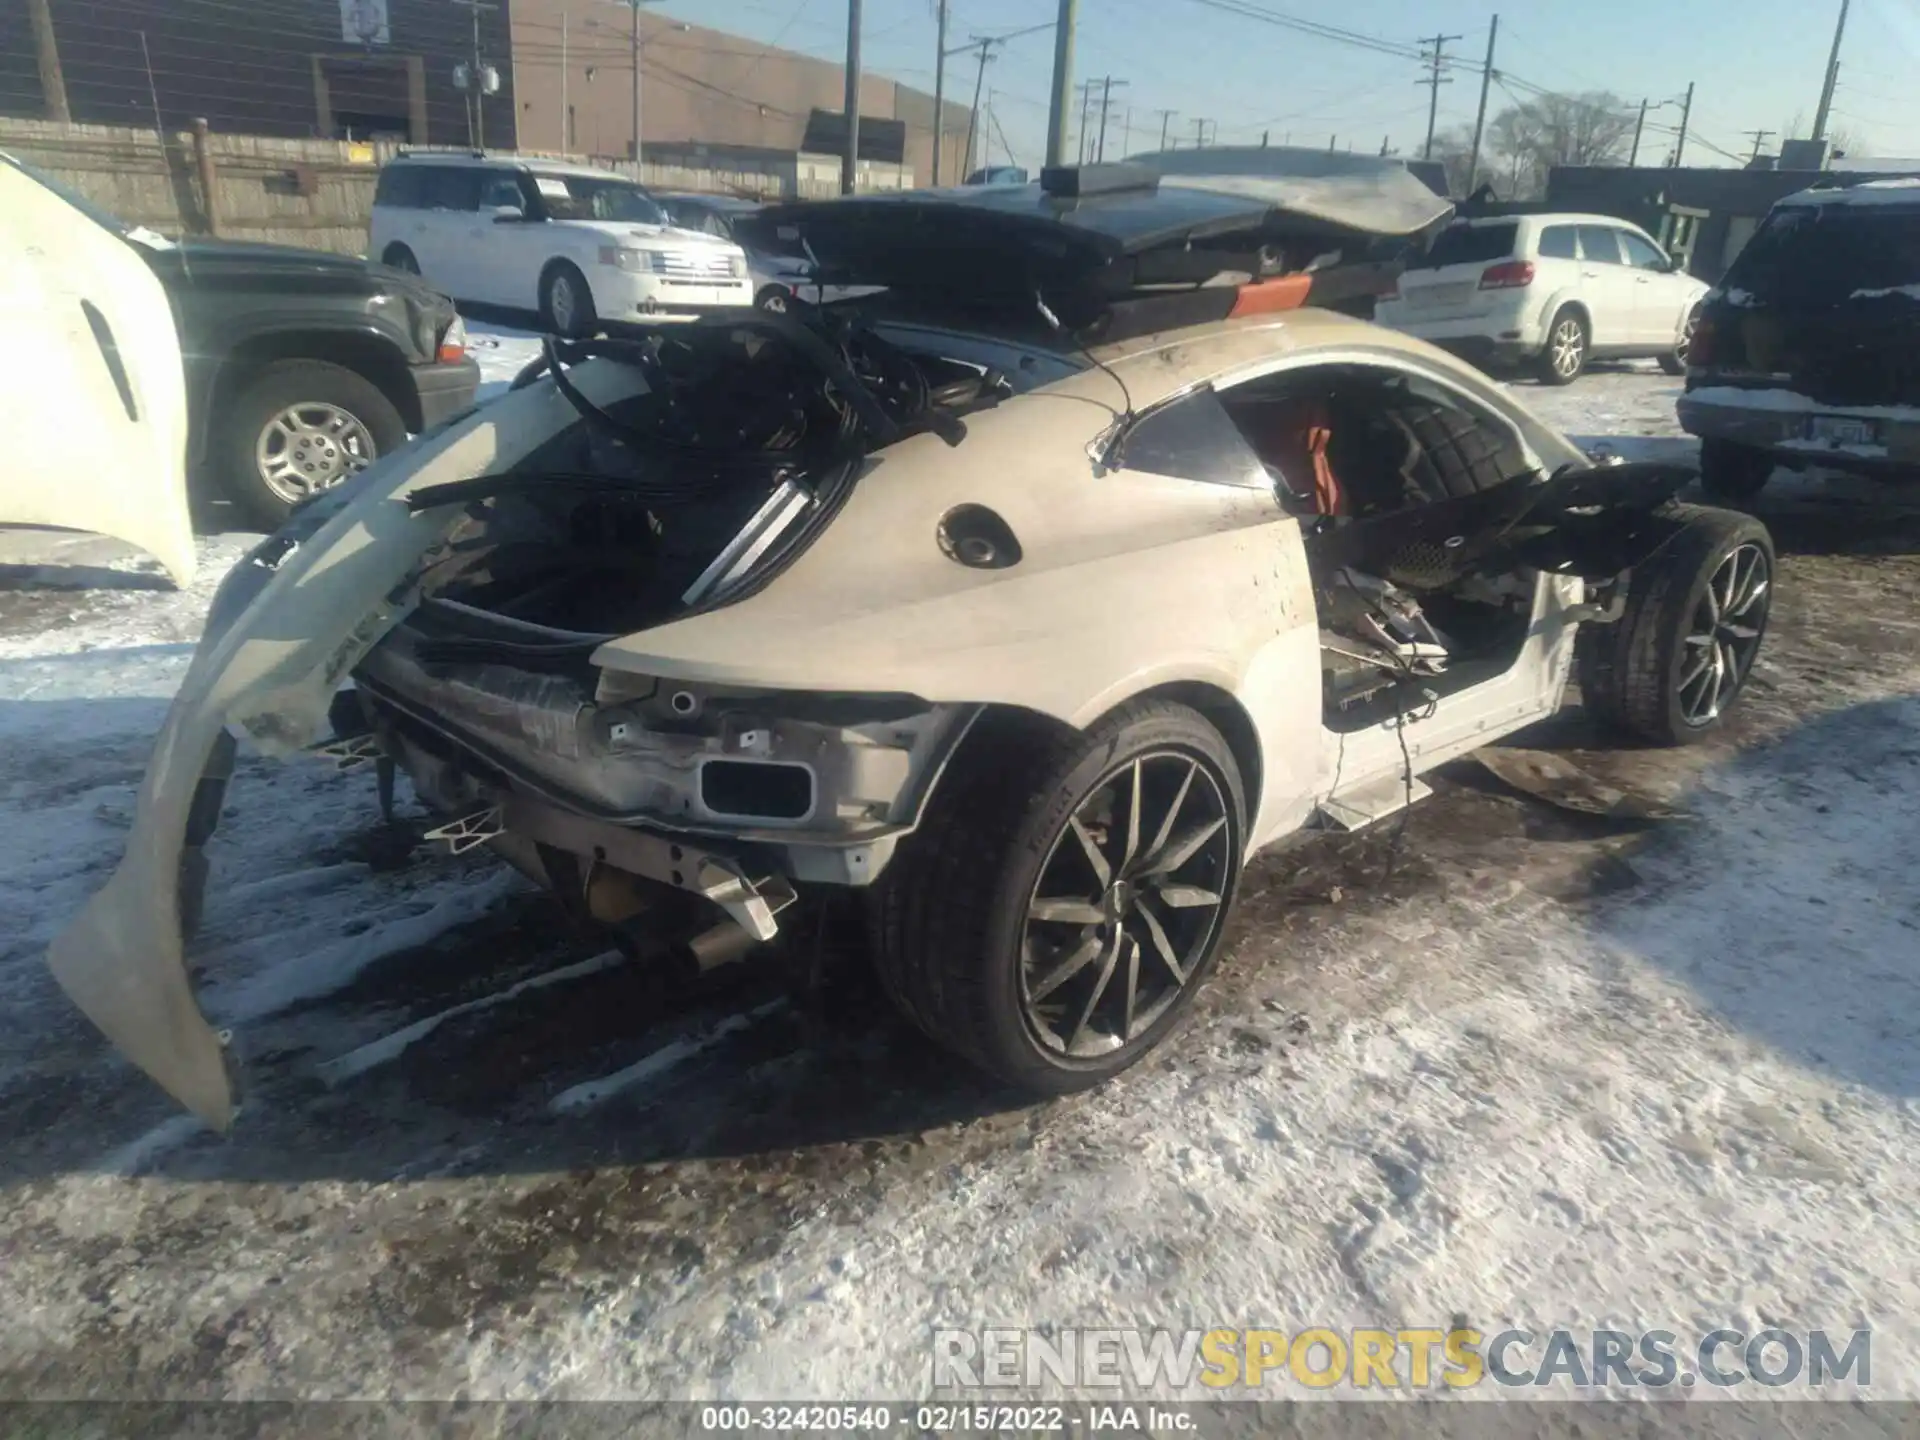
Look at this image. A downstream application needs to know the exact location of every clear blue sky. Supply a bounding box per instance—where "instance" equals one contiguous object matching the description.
[652,0,1920,171]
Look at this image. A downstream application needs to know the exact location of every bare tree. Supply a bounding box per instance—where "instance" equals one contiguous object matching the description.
[1779,110,1872,160]
[1485,91,1637,197]
[1425,122,1480,197]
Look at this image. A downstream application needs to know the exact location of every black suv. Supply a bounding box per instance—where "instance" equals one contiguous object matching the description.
[1680,181,1920,500]
[35,166,480,529]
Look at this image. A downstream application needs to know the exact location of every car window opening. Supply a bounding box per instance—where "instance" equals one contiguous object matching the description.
[1707,204,1920,405]
[1216,364,1583,732]
[1407,222,1517,270]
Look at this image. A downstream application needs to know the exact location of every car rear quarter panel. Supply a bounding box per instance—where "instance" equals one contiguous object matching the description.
[593,332,1331,848]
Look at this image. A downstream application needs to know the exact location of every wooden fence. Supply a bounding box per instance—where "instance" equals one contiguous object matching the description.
[1,119,894,256]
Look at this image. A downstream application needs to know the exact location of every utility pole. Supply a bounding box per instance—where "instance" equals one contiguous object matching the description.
[1044,0,1077,167]
[627,0,645,164]
[931,0,948,184]
[1812,0,1850,143]
[841,0,862,194]
[963,37,998,178]
[1630,97,1648,167]
[26,0,69,123]
[1418,32,1461,161]
[1671,80,1694,166]
[1744,129,1775,162]
[1156,108,1176,151]
[450,0,499,149]
[1094,76,1128,163]
[559,12,568,150]
[1191,117,1212,148]
[1466,15,1498,194]
[1077,81,1096,163]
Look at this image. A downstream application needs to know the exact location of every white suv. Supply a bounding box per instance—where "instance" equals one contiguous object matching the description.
[1376,213,1710,385]
[369,153,751,333]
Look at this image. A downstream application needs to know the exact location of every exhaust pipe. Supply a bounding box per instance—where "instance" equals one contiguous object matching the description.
[677,920,767,974]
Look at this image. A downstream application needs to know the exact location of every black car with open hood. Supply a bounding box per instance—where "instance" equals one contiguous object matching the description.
[738,149,1456,342]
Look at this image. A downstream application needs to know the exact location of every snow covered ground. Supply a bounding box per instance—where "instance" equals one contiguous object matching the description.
[3,337,1920,1410]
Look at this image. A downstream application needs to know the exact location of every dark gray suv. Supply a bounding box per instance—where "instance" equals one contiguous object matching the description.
[1680,181,1920,500]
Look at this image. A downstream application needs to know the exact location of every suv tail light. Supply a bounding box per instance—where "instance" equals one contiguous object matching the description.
[1479,260,1535,290]
[1688,316,1716,369]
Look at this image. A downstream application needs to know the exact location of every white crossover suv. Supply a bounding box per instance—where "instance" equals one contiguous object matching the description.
[1376,213,1711,385]
[369,153,751,333]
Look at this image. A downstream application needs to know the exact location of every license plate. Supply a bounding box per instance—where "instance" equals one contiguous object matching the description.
[1409,281,1475,310]
[1809,415,1877,445]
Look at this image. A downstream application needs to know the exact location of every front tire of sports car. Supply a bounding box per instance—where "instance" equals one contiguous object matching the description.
[871,701,1246,1094]
[1577,503,1775,745]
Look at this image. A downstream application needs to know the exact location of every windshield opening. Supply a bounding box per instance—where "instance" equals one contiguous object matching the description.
[538,176,669,225]
[1725,205,1920,305]
[1408,222,1517,270]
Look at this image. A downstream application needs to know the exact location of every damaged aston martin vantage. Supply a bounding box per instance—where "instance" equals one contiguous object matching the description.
[49,152,1776,1128]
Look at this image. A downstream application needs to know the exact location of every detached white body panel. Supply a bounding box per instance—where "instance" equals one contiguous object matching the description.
[0,159,195,583]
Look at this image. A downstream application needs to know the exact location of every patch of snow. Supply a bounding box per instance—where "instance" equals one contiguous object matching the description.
[467,322,547,403]
[549,1000,785,1114]
[1778,177,1920,207]
[316,948,626,1083]
[1711,286,1761,309]
[1851,285,1920,301]
[209,868,526,1025]
[1777,439,1891,459]
[1683,386,1920,422]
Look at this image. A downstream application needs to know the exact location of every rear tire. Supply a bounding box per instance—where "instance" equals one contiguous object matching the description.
[382,244,420,275]
[870,701,1245,1094]
[1578,503,1775,745]
[755,284,792,313]
[1697,437,1775,501]
[1536,306,1589,386]
[539,262,596,336]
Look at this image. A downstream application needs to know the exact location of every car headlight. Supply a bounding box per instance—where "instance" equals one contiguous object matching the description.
[598,246,660,272]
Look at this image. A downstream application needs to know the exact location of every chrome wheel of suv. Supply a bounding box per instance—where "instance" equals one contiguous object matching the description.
[1541,308,1588,385]
[256,403,377,503]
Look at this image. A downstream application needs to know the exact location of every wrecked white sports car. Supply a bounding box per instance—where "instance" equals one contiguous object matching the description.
[51,154,1775,1128]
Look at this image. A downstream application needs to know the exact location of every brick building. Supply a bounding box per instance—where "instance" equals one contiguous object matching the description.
[3,0,972,185]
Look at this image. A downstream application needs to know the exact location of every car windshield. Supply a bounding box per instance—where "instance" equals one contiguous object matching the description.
[537,175,669,224]
[1408,222,1517,270]
[1724,203,1920,304]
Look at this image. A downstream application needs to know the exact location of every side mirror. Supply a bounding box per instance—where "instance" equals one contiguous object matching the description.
[490,204,525,222]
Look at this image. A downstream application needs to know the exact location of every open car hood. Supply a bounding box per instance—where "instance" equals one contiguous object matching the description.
[742,151,1454,316]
